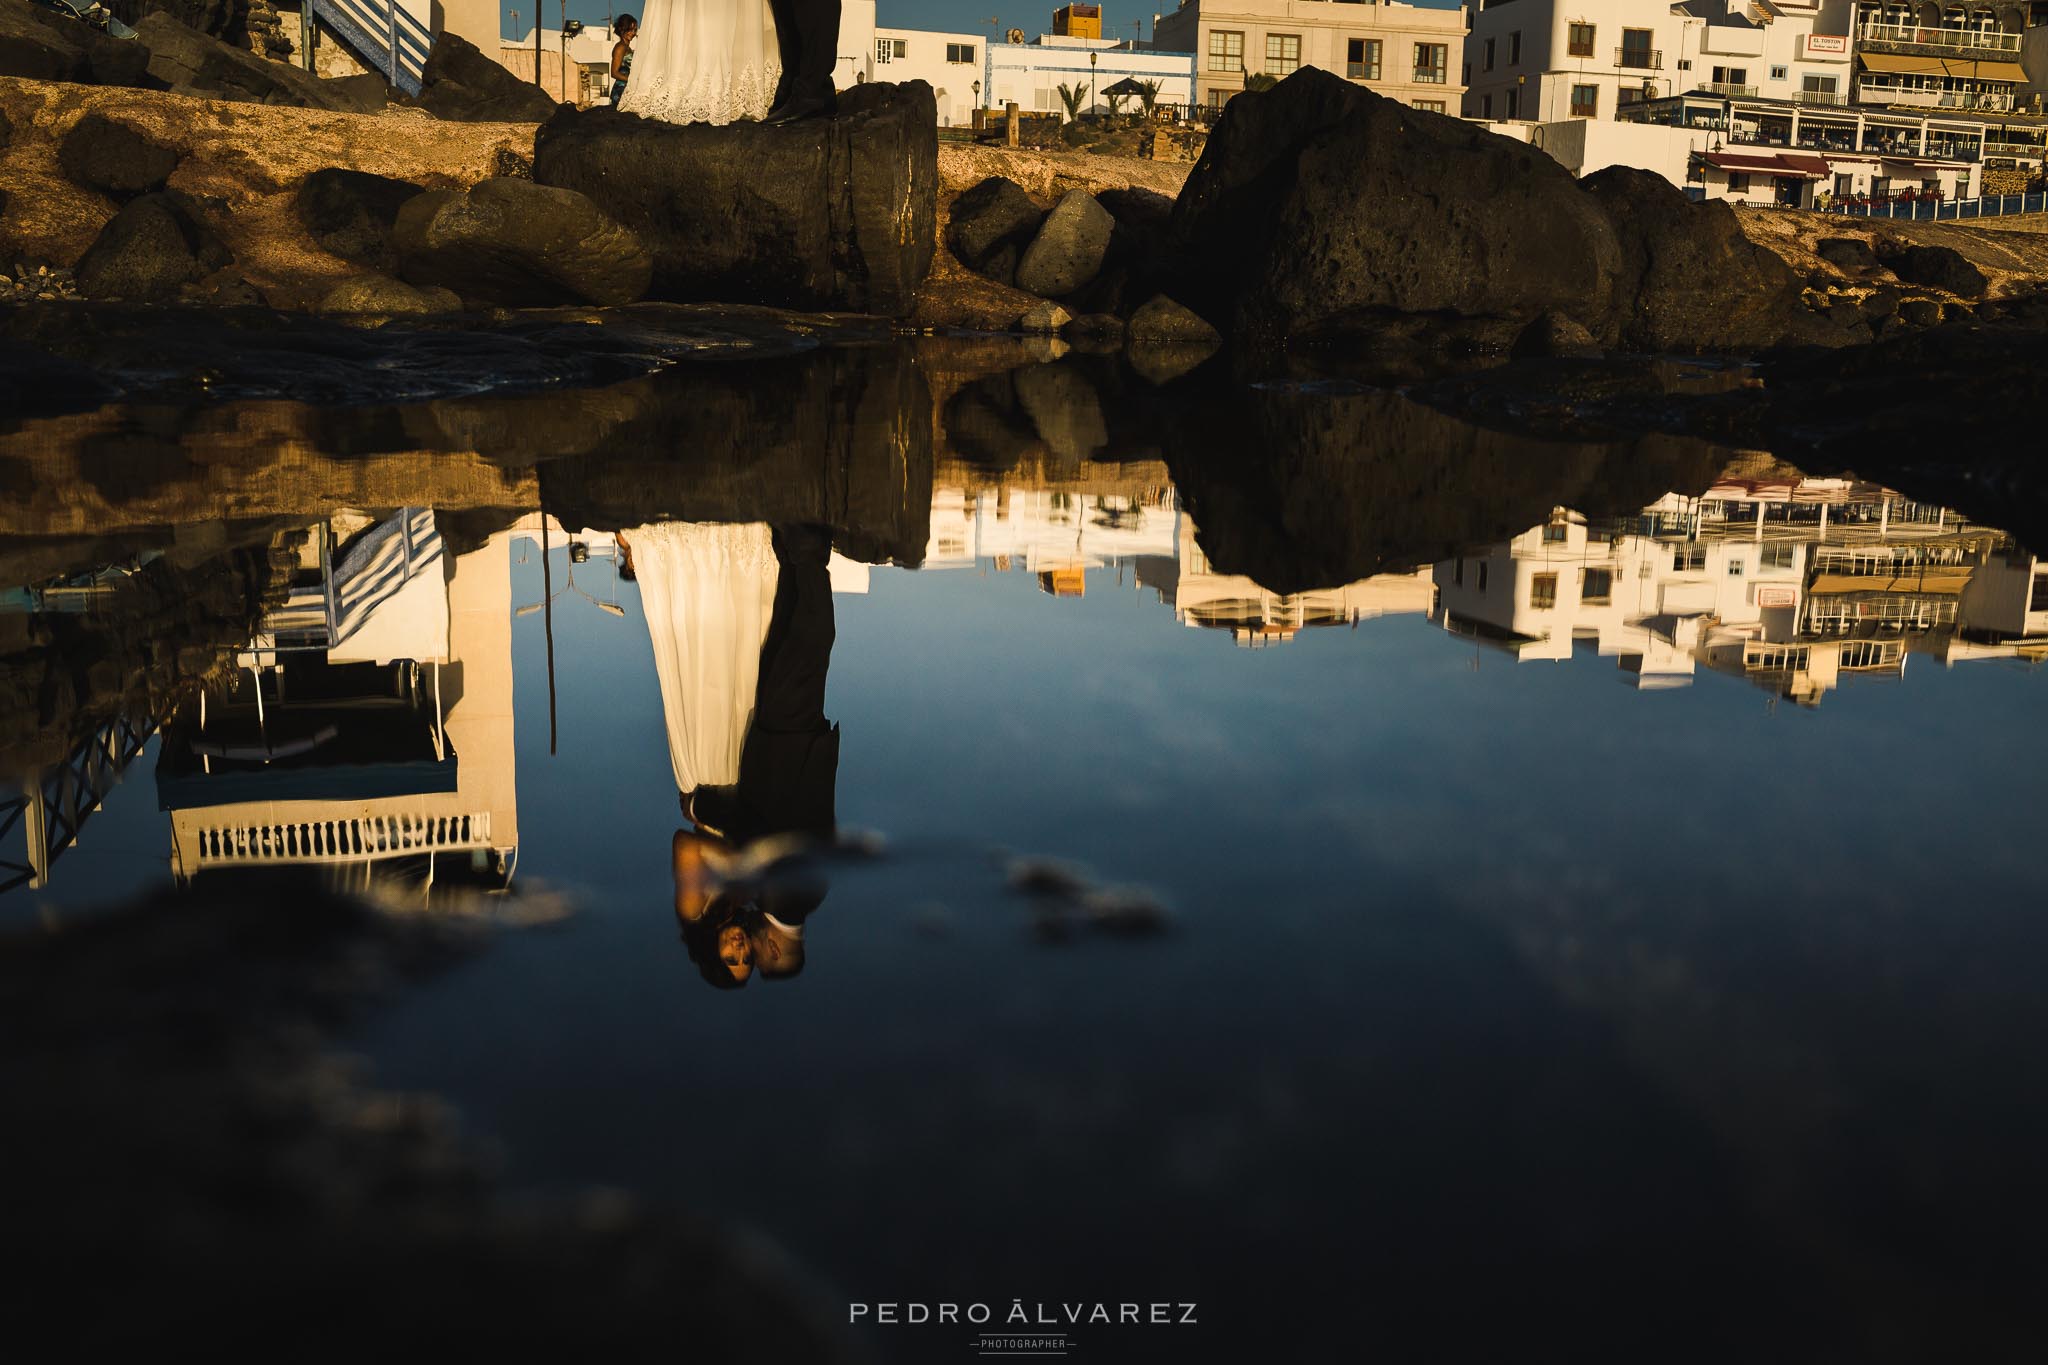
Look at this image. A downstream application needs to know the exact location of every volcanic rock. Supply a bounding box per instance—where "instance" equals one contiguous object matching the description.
[1,0,152,86]
[946,176,1044,283]
[136,12,386,111]
[392,177,651,307]
[319,272,462,315]
[71,190,231,300]
[59,113,179,199]
[1126,295,1219,344]
[1015,189,1114,298]
[1816,236,1879,271]
[532,81,937,317]
[294,167,427,269]
[417,32,562,123]
[1886,243,1986,298]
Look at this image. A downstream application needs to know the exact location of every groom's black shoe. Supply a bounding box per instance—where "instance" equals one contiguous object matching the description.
[763,93,835,125]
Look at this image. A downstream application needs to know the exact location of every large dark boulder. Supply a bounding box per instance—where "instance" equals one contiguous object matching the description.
[946,176,1044,285]
[71,190,232,300]
[391,177,652,307]
[136,12,385,111]
[1,0,152,86]
[1015,189,1114,298]
[1579,165,1805,353]
[1885,243,1987,298]
[59,113,180,199]
[417,32,561,123]
[1167,69,1624,349]
[532,81,937,318]
[105,0,245,41]
[294,167,426,268]
[1817,236,1879,271]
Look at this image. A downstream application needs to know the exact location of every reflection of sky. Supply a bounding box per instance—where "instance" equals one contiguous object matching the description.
[12,535,2048,1348]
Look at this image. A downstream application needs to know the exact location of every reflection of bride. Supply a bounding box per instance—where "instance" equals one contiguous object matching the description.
[626,521,781,795]
[616,0,782,126]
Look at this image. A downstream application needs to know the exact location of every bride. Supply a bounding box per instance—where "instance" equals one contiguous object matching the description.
[616,0,782,126]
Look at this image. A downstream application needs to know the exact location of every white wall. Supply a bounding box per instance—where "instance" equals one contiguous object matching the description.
[986,39,1197,118]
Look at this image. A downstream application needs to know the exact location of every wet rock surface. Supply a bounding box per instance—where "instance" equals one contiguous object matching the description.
[533,81,938,318]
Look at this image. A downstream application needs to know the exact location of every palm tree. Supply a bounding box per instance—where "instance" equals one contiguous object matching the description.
[1105,89,1129,118]
[1138,79,1162,118]
[1244,73,1279,93]
[1056,82,1087,120]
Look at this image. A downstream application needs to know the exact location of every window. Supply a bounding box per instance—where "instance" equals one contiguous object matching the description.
[1570,83,1598,117]
[1209,30,1244,73]
[1478,562,1489,593]
[1531,574,1559,609]
[1568,22,1595,57]
[1454,558,1465,586]
[1803,74,1839,102]
[1761,542,1795,570]
[1542,521,1570,543]
[1266,33,1300,75]
[876,37,893,63]
[1727,556,1745,577]
[1582,568,1613,604]
[1506,86,1519,117]
[1711,65,1749,88]
[946,42,975,64]
[1413,99,1446,112]
[1482,93,1493,117]
[1834,172,1855,197]
[1871,175,1891,198]
[1727,171,1751,193]
[1617,86,1647,109]
[1206,88,1231,112]
[1510,31,1521,65]
[1484,37,1495,70]
[2031,572,2048,611]
[1414,42,1447,84]
[1620,27,1655,69]
[1347,38,1381,80]
[1672,546,1705,572]
[1770,64,1787,81]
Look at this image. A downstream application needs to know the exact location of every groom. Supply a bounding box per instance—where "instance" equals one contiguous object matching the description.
[764,0,841,124]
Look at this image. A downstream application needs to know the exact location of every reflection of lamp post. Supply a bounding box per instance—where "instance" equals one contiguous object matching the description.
[562,16,584,103]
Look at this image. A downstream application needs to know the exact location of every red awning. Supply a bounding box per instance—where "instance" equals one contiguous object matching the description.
[1705,150,1826,180]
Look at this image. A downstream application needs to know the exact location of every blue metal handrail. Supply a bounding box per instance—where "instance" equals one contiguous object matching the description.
[310,0,431,97]
[1822,191,2048,221]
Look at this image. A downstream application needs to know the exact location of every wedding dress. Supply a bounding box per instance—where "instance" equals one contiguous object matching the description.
[627,521,781,795]
[616,0,781,126]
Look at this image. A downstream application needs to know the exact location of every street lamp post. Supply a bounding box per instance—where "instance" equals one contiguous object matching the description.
[562,15,584,103]
[1089,49,1097,117]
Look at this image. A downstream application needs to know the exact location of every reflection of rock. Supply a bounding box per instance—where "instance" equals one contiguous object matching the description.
[392,178,652,307]
[1012,360,1109,466]
[1157,375,1727,592]
[535,346,936,566]
[533,83,938,317]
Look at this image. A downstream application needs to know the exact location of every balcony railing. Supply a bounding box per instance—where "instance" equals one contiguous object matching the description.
[1983,139,2048,160]
[1796,90,1850,107]
[1698,82,1757,98]
[1616,47,1662,70]
[1856,79,2016,111]
[1857,21,2021,55]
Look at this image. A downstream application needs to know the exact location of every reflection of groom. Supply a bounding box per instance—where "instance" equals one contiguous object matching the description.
[764,0,842,125]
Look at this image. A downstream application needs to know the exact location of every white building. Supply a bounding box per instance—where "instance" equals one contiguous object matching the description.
[831,3,988,123]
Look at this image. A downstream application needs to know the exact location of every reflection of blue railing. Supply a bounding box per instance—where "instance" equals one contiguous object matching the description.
[310,0,431,96]
[1825,192,2048,220]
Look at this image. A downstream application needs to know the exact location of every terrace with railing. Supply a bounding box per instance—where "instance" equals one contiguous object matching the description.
[1857,77,2017,111]
[1616,46,1662,70]
[1857,19,2022,58]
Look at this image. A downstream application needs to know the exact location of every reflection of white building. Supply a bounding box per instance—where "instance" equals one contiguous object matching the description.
[923,486,1180,595]
[1431,469,2029,705]
[159,511,520,899]
[1167,521,1435,647]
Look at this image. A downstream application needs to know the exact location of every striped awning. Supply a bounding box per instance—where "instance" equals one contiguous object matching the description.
[1704,150,1829,179]
[1859,52,2027,80]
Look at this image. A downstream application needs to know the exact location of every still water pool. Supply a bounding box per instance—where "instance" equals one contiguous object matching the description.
[5,337,2044,1360]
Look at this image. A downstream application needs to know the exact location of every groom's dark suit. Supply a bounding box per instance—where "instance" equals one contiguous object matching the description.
[769,0,841,109]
